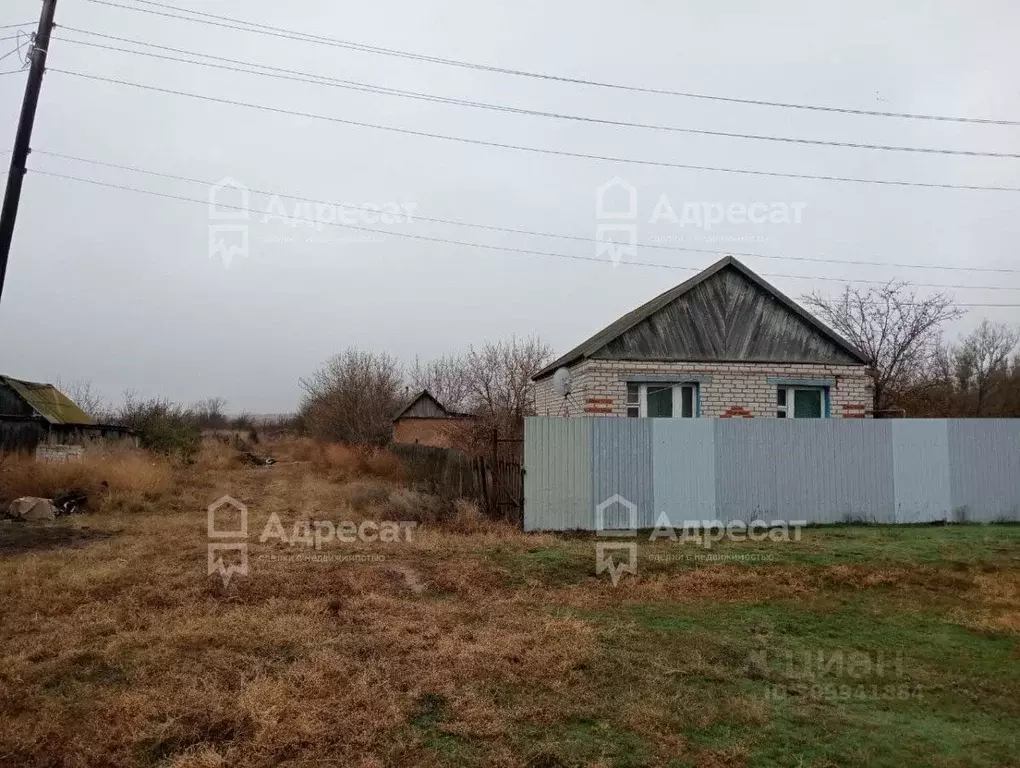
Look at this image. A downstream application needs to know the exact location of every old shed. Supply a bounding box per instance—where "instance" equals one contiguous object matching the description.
[391,390,473,448]
[0,375,134,454]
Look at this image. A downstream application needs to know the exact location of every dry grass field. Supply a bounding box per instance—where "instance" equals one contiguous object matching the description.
[1,438,1018,767]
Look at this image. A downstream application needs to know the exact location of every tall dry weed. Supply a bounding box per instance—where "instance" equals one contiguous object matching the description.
[0,445,172,511]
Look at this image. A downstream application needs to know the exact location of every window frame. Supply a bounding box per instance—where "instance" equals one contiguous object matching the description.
[776,385,829,419]
[627,382,699,418]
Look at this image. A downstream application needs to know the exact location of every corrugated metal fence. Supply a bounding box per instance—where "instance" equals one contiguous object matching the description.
[523,417,1020,530]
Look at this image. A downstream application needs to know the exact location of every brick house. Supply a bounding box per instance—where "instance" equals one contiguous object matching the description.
[532,257,873,419]
[391,390,473,447]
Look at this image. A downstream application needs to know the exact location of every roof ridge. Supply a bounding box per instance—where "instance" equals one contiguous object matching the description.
[533,256,864,379]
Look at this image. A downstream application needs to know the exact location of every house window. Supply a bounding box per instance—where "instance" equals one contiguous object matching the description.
[626,383,640,417]
[777,386,827,418]
[627,382,698,418]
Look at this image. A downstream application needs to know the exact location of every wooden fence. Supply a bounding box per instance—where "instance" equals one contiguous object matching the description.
[389,442,524,525]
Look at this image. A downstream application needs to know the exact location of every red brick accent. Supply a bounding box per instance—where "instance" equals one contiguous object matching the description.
[843,403,867,411]
[584,406,613,414]
[721,406,754,418]
[586,397,614,405]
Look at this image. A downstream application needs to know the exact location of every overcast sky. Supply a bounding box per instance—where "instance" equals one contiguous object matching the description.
[0,0,1018,413]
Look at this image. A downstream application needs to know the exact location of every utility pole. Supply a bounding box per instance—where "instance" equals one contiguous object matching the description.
[0,0,58,305]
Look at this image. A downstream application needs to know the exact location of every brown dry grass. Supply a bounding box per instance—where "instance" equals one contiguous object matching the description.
[0,445,173,512]
[0,437,1017,767]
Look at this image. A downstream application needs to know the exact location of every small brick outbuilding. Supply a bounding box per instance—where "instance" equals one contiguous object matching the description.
[391,390,474,448]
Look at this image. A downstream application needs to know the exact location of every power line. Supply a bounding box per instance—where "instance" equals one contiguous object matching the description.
[53,29,1020,160]
[0,23,34,31]
[26,166,1020,300]
[32,148,1020,276]
[86,0,1020,128]
[47,68,1020,194]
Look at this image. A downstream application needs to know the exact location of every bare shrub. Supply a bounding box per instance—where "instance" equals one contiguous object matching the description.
[952,320,1020,415]
[300,348,403,445]
[413,337,552,455]
[192,397,229,429]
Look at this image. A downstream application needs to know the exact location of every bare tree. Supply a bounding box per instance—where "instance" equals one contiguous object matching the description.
[408,354,472,412]
[299,348,404,445]
[953,320,1020,415]
[466,337,552,422]
[55,378,111,420]
[444,336,553,453]
[802,282,963,411]
[193,397,229,428]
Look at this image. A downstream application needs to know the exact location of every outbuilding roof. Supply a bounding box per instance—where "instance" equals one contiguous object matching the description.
[0,376,97,425]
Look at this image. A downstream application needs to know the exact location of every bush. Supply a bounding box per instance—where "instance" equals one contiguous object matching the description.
[115,396,200,459]
[299,348,403,445]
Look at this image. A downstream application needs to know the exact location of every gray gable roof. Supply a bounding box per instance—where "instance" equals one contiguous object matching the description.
[392,390,450,421]
[534,256,866,380]
[392,390,472,421]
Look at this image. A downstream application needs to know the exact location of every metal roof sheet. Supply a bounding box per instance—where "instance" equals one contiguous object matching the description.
[0,376,97,425]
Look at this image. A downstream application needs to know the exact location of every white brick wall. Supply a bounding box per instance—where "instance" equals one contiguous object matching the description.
[533,359,873,418]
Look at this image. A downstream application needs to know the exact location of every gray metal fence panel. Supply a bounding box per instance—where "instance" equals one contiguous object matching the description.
[652,419,716,526]
[712,419,894,524]
[891,420,952,523]
[523,417,592,531]
[523,418,1020,530]
[592,418,655,529]
[947,420,1020,523]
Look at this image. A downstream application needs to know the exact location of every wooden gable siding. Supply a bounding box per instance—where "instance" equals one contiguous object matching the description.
[0,381,34,417]
[596,267,860,364]
[402,394,450,419]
